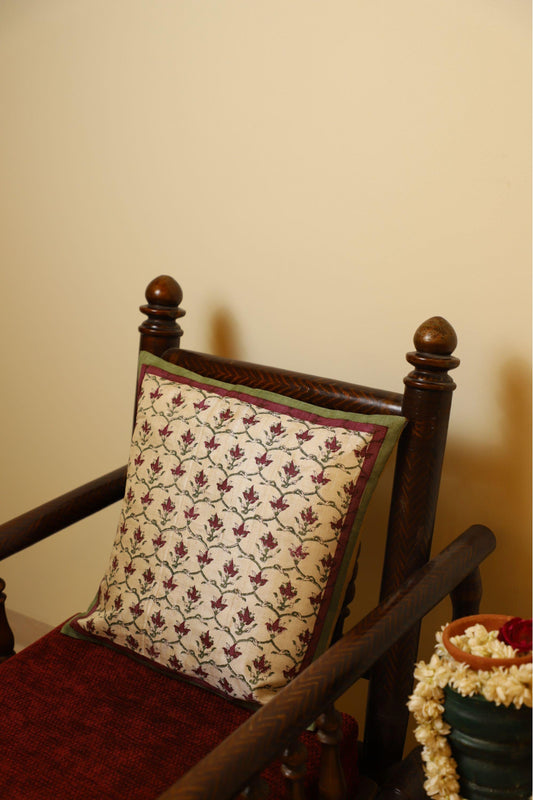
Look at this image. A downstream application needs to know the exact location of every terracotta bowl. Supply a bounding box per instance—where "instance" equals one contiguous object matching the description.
[442,614,532,669]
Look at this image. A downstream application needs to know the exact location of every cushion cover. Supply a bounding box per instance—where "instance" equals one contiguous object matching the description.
[67,353,405,703]
[0,629,359,800]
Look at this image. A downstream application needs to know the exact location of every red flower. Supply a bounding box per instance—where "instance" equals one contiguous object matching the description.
[223,643,242,660]
[141,421,151,435]
[171,464,186,478]
[125,562,135,575]
[126,635,139,651]
[146,644,159,658]
[174,541,188,558]
[289,544,308,561]
[140,492,153,506]
[187,586,200,603]
[343,480,357,497]
[194,665,208,679]
[299,629,312,646]
[114,595,123,611]
[283,665,298,681]
[498,617,532,653]
[233,523,249,538]
[169,655,183,670]
[205,435,220,451]
[134,527,143,543]
[185,506,199,521]
[243,414,258,426]
[297,430,313,442]
[150,387,163,400]
[219,678,234,694]
[182,429,195,447]
[159,423,172,438]
[143,568,155,584]
[321,554,334,570]
[172,392,184,406]
[200,631,214,649]
[219,408,233,423]
[153,533,166,548]
[134,454,144,467]
[163,575,178,591]
[197,550,213,566]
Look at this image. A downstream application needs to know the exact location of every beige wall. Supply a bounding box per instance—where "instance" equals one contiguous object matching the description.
[0,1,530,724]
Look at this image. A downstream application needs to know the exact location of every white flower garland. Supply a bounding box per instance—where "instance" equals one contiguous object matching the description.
[408,624,532,800]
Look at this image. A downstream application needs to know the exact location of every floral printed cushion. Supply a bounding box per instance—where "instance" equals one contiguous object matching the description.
[66,352,405,704]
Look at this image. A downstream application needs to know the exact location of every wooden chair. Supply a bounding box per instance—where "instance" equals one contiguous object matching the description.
[0,275,495,800]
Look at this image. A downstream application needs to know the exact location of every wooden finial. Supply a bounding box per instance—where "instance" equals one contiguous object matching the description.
[139,275,185,357]
[405,316,460,391]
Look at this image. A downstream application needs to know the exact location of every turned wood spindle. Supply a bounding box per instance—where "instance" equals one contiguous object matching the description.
[281,738,308,800]
[315,705,347,800]
[138,275,185,358]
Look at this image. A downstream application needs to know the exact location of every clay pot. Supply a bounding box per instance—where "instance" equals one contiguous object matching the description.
[442,614,532,669]
[441,614,532,800]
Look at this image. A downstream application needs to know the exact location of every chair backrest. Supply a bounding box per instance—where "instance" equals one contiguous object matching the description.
[138,275,460,773]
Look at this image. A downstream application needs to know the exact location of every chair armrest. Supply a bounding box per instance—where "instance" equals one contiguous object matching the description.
[0,466,128,560]
[157,523,495,800]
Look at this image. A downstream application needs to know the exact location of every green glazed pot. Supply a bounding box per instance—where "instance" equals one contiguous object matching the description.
[443,686,532,799]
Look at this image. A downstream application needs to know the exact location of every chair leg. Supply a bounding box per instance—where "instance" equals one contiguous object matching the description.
[0,579,15,660]
[316,705,347,800]
[450,567,482,620]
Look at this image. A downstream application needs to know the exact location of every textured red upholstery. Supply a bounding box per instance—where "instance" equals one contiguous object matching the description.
[0,629,358,799]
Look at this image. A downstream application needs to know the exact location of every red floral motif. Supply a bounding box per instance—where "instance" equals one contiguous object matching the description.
[146,644,159,658]
[193,665,208,679]
[140,492,153,506]
[200,631,214,649]
[298,629,312,646]
[320,554,334,570]
[300,507,318,526]
[161,498,175,515]
[253,654,271,674]
[224,560,238,577]
[266,618,287,634]
[296,430,313,442]
[354,444,368,458]
[255,452,273,467]
[174,541,187,559]
[114,595,123,611]
[133,527,143,543]
[250,571,267,588]
[198,550,213,566]
[243,414,258,426]
[270,422,285,437]
[172,392,183,406]
[205,435,220,452]
[134,454,144,467]
[153,533,166,548]
[283,461,300,481]
[141,421,151,436]
[194,470,208,489]
[151,610,165,629]
[163,575,178,591]
[159,423,172,438]
[283,665,298,681]
[126,634,139,651]
[174,621,190,636]
[194,398,210,411]
[181,429,195,447]
[150,387,163,400]
[224,643,242,660]
[217,477,233,494]
[219,408,233,423]
[233,523,249,539]
[261,532,278,551]
[289,544,308,561]
[279,581,297,601]
[270,496,289,512]
[150,456,163,474]
[211,596,228,612]
[208,514,223,532]
[219,678,234,695]
[184,506,199,521]
[187,587,200,603]
[242,486,259,505]
[312,470,330,486]
[229,444,244,461]
[171,464,186,478]
[343,480,357,497]
[169,655,183,670]
[325,435,341,453]
[143,568,155,584]
[130,601,143,618]
[238,607,255,626]
[125,562,135,575]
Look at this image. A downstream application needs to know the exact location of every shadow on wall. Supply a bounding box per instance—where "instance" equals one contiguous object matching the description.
[208,309,532,736]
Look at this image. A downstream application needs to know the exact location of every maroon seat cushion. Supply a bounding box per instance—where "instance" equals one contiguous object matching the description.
[0,629,358,799]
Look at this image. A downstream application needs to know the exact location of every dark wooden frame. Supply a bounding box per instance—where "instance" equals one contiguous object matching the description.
[0,275,496,799]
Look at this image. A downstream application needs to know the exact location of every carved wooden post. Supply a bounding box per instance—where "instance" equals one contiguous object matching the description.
[281,738,308,800]
[0,579,15,660]
[315,705,347,800]
[139,275,185,357]
[363,317,459,777]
